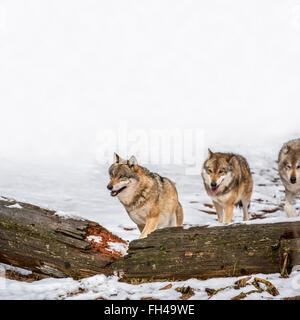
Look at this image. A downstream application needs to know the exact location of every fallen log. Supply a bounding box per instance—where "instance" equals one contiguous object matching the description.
[1,196,300,281]
[0,197,127,279]
[114,221,300,282]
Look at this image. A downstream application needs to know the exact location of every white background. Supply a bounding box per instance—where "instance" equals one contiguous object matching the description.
[0,0,299,164]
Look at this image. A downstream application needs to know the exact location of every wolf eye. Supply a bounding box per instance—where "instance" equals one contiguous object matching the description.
[207,168,212,173]
[218,170,224,174]
[297,166,300,169]
[286,165,292,169]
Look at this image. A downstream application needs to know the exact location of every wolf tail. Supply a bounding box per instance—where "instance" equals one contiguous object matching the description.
[175,202,184,226]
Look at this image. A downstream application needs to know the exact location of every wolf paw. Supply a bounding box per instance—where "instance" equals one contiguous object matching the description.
[284,203,297,218]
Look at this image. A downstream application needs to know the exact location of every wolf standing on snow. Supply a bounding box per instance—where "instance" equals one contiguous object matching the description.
[202,149,253,223]
[278,139,300,218]
[107,154,183,238]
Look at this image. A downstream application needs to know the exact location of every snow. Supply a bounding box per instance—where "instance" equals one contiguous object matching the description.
[0,263,32,276]
[87,236,102,243]
[107,242,129,256]
[5,203,23,209]
[0,271,299,300]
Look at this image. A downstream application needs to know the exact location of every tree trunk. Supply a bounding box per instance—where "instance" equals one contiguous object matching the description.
[0,197,127,279]
[1,197,299,282]
[114,221,300,282]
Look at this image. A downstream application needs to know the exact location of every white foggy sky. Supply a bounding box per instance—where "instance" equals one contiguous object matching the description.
[0,0,300,161]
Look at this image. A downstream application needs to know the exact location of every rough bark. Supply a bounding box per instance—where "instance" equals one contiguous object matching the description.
[114,221,300,282]
[1,197,300,282]
[0,197,126,279]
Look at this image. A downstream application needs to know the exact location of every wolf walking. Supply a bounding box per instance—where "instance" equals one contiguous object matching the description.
[107,154,183,238]
[202,149,253,223]
[278,139,300,218]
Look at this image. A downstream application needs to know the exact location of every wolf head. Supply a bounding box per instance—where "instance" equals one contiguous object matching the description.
[202,149,234,195]
[279,145,300,185]
[107,153,140,198]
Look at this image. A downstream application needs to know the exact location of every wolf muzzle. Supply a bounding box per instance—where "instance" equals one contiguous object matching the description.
[290,177,297,184]
[107,184,113,190]
[210,182,219,194]
[107,183,127,197]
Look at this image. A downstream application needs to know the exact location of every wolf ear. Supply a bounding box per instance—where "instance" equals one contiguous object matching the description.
[128,155,138,167]
[114,153,120,163]
[282,145,290,154]
[114,153,127,164]
[229,155,238,167]
[208,148,214,159]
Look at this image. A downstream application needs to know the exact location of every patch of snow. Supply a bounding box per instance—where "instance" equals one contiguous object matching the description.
[291,265,300,273]
[87,235,102,243]
[6,203,23,209]
[107,242,128,256]
[0,196,14,202]
[54,210,85,220]
[0,263,32,275]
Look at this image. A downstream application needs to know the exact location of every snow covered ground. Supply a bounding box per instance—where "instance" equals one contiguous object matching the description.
[1,143,300,242]
[1,268,300,300]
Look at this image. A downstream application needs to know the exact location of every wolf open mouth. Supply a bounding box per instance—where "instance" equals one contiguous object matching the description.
[111,186,127,197]
[211,178,224,195]
[211,186,219,195]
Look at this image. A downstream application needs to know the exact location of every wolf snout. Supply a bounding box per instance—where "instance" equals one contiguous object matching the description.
[107,183,113,190]
[211,182,217,188]
[290,177,297,184]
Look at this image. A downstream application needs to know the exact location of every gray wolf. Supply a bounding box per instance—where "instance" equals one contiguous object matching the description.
[278,139,300,217]
[201,149,253,223]
[107,153,183,238]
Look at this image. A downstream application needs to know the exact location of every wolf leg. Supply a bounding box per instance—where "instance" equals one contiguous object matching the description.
[285,190,297,218]
[167,213,177,227]
[241,198,250,221]
[223,204,235,223]
[175,202,184,226]
[140,216,159,239]
[213,201,223,223]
